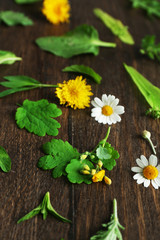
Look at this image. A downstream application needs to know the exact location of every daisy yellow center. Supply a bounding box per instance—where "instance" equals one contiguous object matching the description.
[143,165,158,180]
[102,105,113,116]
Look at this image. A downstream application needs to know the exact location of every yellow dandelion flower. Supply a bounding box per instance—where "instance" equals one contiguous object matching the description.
[42,0,71,25]
[92,170,105,183]
[55,76,93,109]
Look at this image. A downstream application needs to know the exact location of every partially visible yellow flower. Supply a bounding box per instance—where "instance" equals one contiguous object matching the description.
[42,0,71,25]
[104,176,112,185]
[55,76,93,109]
[92,170,105,182]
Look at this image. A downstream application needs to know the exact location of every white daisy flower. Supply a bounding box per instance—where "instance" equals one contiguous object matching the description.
[91,94,125,125]
[131,155,160,189]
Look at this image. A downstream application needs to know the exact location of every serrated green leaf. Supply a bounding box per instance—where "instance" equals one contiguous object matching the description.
[66,159,94,184]
[0,11,33,26]
[130,0,160,18]
[140,35,160,62]
[0,50,21,64]
[62,64,102,84]
[17,192,71,224]
[38,139,80,177]
[96,146,112,160]
[90,199,124,240]
[36,24,116,58]
[15,0,42,4]
[93,8,134,45]
[124,63,160,118]
[15,99,62,136]
[0,146,11,172]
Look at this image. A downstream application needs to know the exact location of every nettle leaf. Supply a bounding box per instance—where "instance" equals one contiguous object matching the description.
[124,63,160,118]
[130,0,160,18]
[15,0,42,4]
[0,146,11,172]
[94,8,134,45]
[62,64,102,84]
[36,24,116,58]
[140,35,160,62]
[0,11,33,26]
[38,139,80,178]
[0,50,21,64]
[99,143,119,171]
[15,99,62,136]
[66,159,94,184]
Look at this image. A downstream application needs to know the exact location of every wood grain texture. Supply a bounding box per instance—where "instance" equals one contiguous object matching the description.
[1,0,160,239]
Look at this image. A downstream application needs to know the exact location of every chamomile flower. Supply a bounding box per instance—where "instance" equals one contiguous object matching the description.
[131,155,160,189]
[91,94,125,125]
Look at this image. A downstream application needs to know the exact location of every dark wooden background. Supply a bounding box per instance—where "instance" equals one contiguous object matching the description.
[1,0,160,239]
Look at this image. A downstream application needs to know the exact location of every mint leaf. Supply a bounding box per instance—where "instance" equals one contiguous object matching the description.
[36,24,116,58]
[130,0,160,18]
[17,192,71,224]
[62,64,102,84]
[124,63,160,118]
[15,99,62,136]
[0,11,33,26]
[94,8,134,45]
[140,35,160,62]
[0,146,11,172]
[66,159,94,184]
[0,50,21,64]
[15,0,42,4]
[98,143,119,171]
[90,199,124,240]
[38,139,80,177]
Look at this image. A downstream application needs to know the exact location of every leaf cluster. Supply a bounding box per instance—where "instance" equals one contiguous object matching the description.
[17,192,71,224]
[130,0,160,18]
[36,24,116,58]
[62,64,102,84]
[140,35,160,62]
[94,8,134,45]
[0,10,33,26]
[124,63,160,119]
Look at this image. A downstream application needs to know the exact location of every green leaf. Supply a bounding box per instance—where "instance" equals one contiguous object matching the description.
[17,192,71,224]
[66,159,94,184]
[15,0,42,4]
[0,11,33,26]
[140,35,160,62]
[0,50,21,64]
[130,0,160,18]
[124,63,160,118]
[62,64,102,84]
[36,24,116,58]
[93,8,134,45]
[90,199,124,240]
[38,139,80,177]
[0,146,11,172]
[96,146,112,160]
[15,99,62,136]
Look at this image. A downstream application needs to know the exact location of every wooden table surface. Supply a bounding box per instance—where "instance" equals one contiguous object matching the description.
[1,0,160,239]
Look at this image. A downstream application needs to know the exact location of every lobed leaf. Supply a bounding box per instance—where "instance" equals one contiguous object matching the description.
[0,11,33,26]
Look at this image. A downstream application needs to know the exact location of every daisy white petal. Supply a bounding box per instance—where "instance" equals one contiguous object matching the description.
[149,155,157,166]
[94,97,104,107]
[151,180,159,189]
[157,165,160,171]
[110,98,119,108]
[113,113,121,122]
[136,158,146,168]
[137,177,145,184]
[114,106,125,114]
[131,167,143,173]
[140,155,148,166]
[133,173,143,180]
[102,94,108,104]
[91,100,99,108]
[106,95,115,105]
[143,179,150,188]
[154,178,160,186]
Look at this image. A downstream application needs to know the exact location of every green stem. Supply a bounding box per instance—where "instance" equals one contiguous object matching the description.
[92,40,116,48]
[102,126,111,147]
[147,138,156,155]
[113,198,118,221]
[36,84,59,88]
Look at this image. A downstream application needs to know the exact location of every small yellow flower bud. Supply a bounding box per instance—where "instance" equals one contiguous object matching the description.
[83,164,90,171]
[98,160,103,168]
[80,154,87,160]
[142,130,151,140]
[91,169,96,175]
[90,155,95,160]
[80,170,90,175]
[92,170,105,182]
[104,176,112,185]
